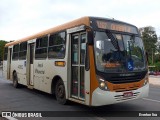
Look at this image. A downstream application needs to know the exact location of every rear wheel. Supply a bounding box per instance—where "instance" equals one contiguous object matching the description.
[13,72,19,88]
[55,79,67,104]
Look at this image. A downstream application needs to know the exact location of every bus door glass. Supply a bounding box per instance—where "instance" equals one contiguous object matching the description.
[7,48,12,79]
[29,43,34,85]
[71,33,86,100]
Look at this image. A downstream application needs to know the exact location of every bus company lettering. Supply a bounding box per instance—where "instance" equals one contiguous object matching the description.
[18,65,23,69]
[35,69,45,74]
[38,63,43,67]
[35,63,45,74]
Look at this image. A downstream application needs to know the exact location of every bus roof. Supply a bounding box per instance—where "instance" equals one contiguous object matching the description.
[5,16,90,47]
[5,16,138,47]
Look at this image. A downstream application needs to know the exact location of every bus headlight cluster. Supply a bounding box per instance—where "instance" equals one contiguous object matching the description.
[97,76,108,91]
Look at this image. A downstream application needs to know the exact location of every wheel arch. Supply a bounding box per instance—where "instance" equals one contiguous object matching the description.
[12,70,17,80]
[51,75,64,95]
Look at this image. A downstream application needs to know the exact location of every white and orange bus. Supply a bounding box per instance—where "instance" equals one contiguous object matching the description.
[3,16,149,106]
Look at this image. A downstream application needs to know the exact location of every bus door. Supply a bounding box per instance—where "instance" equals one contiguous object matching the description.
[7,48,12,79]
[71,32,87,100]
[29,43,34,85]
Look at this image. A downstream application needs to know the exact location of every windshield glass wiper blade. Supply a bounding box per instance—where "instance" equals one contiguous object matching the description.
[105,30,119,50]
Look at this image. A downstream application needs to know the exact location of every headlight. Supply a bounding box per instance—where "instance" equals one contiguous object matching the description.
[100,82,106,88]
[97,76,108,91]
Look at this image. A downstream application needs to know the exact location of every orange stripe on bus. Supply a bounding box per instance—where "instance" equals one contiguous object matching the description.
[89,46,99,105]
[106,79,145,92]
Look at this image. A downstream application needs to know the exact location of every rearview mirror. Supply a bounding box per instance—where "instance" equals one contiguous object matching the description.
[87,31,93,45]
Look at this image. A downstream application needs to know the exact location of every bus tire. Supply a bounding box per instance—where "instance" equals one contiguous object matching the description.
[55,79,67,105]
[13,72,19,88]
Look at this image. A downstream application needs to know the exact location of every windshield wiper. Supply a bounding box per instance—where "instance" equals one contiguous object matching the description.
[105,30,124,62]
[105,30,119,50]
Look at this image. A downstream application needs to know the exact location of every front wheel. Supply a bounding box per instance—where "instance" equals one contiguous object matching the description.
[13,72,19,88]
[55,79,67,104]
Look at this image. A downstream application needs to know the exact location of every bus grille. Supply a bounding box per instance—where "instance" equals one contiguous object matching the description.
[109,74,144,84]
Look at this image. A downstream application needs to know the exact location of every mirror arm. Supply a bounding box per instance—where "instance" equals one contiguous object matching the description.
[86,27,93,45]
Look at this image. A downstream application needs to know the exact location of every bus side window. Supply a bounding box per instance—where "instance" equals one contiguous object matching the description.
[12,44,19,60]
[35,36,48,59]
[19,42,27,60]
[48,31,66,59]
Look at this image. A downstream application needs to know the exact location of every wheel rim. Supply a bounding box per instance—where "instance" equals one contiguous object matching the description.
[57,84,64,98]
[13,73,17,86]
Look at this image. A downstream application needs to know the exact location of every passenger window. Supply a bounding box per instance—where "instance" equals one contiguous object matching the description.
[48,32,66,58]
[35,36,48,59]
[12,44,19,60]
[19,42,27,60]
[36,37,48,48]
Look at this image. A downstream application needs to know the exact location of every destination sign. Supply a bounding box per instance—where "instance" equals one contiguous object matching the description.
[96,20,138,34]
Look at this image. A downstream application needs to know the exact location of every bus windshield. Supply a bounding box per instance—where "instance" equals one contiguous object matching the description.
[94,31,146,73]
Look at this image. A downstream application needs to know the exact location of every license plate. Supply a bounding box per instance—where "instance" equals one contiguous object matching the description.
[123,91,133,97]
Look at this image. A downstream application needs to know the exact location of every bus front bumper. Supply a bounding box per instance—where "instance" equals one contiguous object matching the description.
[91,83,149,106]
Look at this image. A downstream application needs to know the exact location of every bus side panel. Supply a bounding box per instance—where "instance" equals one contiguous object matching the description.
[33,60,47,92]
[11,60,27,85]
[47,59,67,94]
[33,59,67,94]
[2,61,8,79]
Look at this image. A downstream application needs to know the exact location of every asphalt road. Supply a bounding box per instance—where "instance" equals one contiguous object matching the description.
[0,70,160,120]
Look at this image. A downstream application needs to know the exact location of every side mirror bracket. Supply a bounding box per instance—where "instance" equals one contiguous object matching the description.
[87,30,93,45]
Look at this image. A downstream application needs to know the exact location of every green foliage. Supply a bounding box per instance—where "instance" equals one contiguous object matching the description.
[0,40,8,61]
[154,54,160,63]
[142,27,157,65]
[154,62,160,71]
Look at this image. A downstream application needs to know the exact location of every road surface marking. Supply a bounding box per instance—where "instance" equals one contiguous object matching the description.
[5,117,18,120]
[143,98,160,103]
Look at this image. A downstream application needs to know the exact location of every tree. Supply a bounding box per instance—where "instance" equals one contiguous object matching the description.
[154,62,160,71]
[156,40,160,53]
[141,27,157,65]
[0,40,8,61]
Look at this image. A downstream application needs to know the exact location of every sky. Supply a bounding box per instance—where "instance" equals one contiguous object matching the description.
[1,0,160,41]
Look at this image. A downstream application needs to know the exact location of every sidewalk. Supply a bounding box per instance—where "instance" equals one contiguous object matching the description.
[149,76,160,86]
